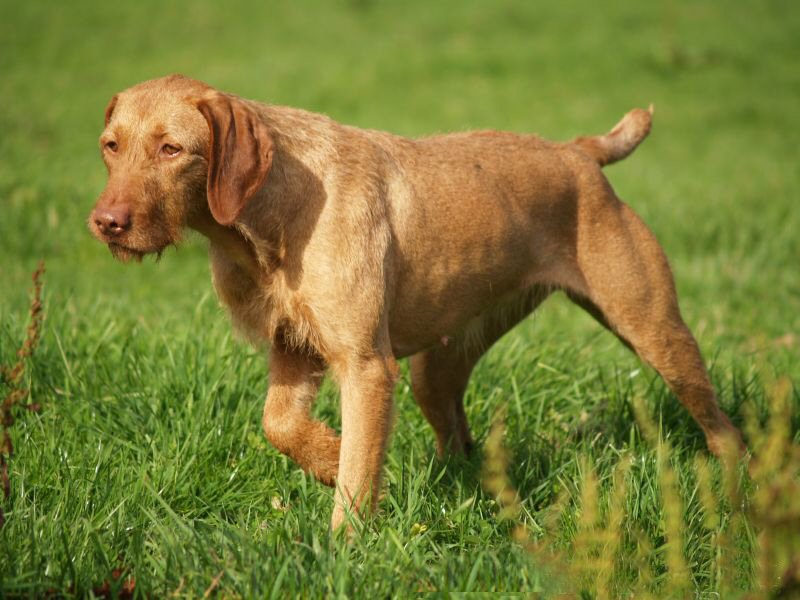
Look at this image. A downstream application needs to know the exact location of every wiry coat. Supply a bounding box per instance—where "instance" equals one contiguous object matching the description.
[90,75,743,530]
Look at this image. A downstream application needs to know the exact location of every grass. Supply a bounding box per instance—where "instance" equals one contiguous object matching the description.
[483,376,800,598]
[1,0,798,596]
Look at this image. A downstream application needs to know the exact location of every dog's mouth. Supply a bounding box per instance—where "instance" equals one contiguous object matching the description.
[108,242,145,263]
[107,242,167,263]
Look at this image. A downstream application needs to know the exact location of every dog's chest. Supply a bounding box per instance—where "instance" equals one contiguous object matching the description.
[209,249,320,353]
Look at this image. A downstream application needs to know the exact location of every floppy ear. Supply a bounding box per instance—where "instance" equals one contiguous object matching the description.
[196,94,275,225]
[104,95,118,127]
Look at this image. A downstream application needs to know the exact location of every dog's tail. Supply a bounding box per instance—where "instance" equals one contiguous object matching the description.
[571,105,653,167]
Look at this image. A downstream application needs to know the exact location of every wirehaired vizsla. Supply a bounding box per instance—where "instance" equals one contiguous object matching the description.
[89,75,743,530]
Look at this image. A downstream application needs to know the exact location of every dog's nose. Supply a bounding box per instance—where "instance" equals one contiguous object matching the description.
[94,206,131,236]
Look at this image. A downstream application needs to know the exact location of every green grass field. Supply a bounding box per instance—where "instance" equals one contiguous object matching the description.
[1,0,798,596]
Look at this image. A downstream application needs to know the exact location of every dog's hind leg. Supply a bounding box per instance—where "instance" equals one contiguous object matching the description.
[262,342,341,486]
[410,345,477,458]
[568,197,744,457]
[410,287,551,457]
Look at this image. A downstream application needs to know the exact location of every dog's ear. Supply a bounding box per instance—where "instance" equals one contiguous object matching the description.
[104,95,118,127]
[196,93,274,226]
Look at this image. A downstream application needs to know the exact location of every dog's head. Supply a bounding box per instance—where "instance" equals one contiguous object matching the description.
[89,75,274,262]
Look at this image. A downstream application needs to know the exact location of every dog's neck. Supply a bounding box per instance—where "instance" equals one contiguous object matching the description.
[188,111,329,286]
[188,208,262,282]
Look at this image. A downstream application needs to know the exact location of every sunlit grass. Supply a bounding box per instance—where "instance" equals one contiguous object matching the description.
[1,0,797,595]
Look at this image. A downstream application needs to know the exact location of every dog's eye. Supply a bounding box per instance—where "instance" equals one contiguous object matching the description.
[161,144,182,157]
[104,140,118,153]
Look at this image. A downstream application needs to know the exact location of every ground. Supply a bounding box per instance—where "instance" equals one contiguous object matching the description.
[0,0,798,596]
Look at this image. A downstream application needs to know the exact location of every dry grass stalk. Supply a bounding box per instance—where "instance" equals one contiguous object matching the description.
[0,261,45,528]
[573,456,602,594]
[746,376,800,598]
[631,397,692,596]
[481,408,567,590]
[481,408,533,550]
[599,457,631,599]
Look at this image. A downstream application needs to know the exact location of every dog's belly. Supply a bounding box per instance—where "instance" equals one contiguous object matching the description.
[387,236,528,355]
[388,286,538,358]
[385,211,578,358]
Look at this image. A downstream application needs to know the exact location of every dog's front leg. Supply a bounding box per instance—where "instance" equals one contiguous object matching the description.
[330,352,398,532]
[262,343,341,486]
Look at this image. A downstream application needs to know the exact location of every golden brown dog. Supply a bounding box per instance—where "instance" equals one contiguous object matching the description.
[89,75,743,530]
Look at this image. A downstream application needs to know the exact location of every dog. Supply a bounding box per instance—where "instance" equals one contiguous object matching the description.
[89,75,743,530]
